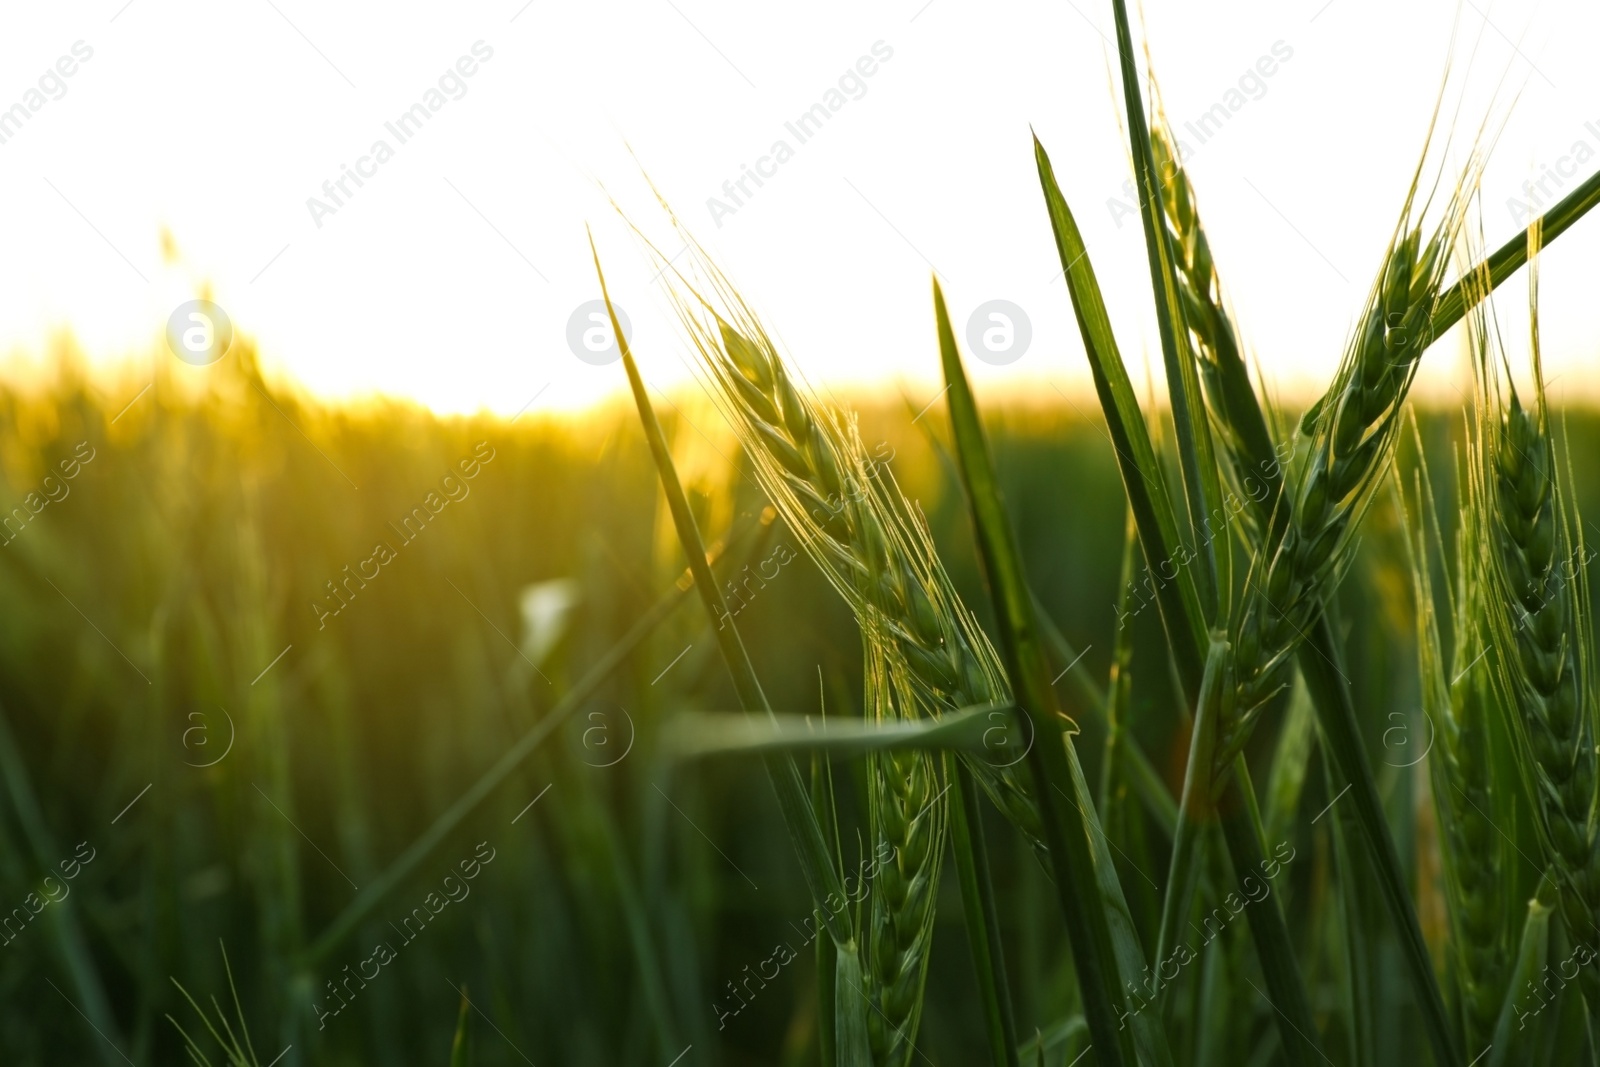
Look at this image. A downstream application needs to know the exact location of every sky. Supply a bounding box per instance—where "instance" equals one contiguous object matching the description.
[1,0,1597,416]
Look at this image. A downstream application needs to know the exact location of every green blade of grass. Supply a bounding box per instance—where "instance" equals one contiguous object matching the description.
[1041,585,1179,839]
[816,929,839,1067]
[1099,511,1164,942]
[1264,675,1317,849]
[589,233,850,950]
[1107,0,1229,624]
[946,754,1021,1067]
[811,748,841,1067]
[1017,1015,1088,1064]
[1430,166,1600,340]
[1099,507,1142,817]
[1034,134,1208,681]
[664,704,1006,759]
[935,277,1160,1067]
[833,940,873,1067]
[1154,635,1228,1006]
[1487,881,1556,1067]
[0,703,126,1067]
[1299,613,1459,1065]
[1215,758,1324,1064]
[914,408,1180,835]
[1321,742,1379,1067]
[448,987,471,1067]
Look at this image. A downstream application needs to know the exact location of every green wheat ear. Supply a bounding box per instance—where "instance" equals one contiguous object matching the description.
[646,230,1043,852]
[635,226,1051,1061]
[862,639,946,1067]
[1149,123,1283,522]
[1396,426,1514,1053]
[1469,232,1600,985]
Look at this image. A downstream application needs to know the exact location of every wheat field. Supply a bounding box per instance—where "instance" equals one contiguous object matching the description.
[7,2,1600,1065]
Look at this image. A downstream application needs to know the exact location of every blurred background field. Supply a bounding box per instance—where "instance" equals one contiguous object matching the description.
[0,341,1589,1066]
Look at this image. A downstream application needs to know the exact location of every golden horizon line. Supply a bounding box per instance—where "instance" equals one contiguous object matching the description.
[2,339,1597,421]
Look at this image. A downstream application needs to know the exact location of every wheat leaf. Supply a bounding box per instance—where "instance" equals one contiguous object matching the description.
[1033,134,1208,679]
[448,987,471,1067]
[1486,885,1556,1067]
[663,704,1007,759]
[934,276,1159,1067]
[1107,0,1230,623]
[947,754,1021,1067]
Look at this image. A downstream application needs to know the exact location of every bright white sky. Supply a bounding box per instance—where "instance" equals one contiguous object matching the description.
[0,0,1596,416]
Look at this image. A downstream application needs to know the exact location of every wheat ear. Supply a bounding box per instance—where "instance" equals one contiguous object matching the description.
[1470,238,1599,971]
[653,242,1045,846]
[645,240,1000,1061]
[1216,169,1477,767]
[1150,126,1281,512]
[861,638,947,1066]
[1400,445,1512,1051]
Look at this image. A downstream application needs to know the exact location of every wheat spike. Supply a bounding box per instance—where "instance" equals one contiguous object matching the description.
[1149,110,1484,769]
[1400,448,1512,1051]
[646,238,1037,1060]
[1150,126,1278,514]
[1470,239,1599,974]
[862,640,946,1066]
[651,237,1046,845]
[1214,168,1477,766]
